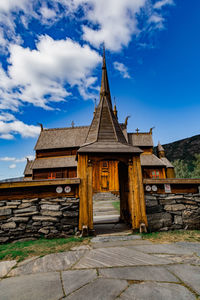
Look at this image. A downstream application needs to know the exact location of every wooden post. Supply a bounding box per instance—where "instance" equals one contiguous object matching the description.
[128,155,148,230]
[77,154,93,232]
[87,159,93,231]
[128,159,134,227]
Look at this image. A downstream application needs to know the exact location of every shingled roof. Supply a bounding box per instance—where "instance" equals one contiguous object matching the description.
[24,160,34,175]
[128,133,153,147]
[79,51,142,154]
[32,156,77,169]
[34,126,89,150]
[140,154,166,166]
[160,157,174,168]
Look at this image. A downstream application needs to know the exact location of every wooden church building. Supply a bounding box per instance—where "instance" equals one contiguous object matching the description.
[24,52,175,231]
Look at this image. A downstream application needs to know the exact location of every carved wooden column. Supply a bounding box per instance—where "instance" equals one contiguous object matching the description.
[128,155,148,230]
[128,158,134,227]
[77,154,93,232]
[87,159,93,231]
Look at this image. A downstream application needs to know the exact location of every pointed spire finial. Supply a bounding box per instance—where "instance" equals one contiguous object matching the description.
[157,141,165,158]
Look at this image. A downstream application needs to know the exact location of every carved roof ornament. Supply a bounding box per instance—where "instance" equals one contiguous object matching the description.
[149,126,155,134]
[37,123,43,131]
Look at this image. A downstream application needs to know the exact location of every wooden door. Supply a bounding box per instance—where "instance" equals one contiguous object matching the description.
[100,161,109,191]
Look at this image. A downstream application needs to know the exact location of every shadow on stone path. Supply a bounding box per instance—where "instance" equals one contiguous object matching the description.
[0,237,200,300]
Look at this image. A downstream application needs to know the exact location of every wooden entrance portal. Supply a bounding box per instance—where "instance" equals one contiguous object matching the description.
[78,154,148,233]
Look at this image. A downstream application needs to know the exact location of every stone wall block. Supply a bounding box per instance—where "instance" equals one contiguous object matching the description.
[41,210,62,217]
[38,228,49,235]
[159,199,176,205]
[0,201,6,207]
[32,216,58,222]
[22,198,38,203]
[174,215,183,225]
[18,203,32,209]
[14,206,37,214]
[164,204,185,211]
[7,201,21,206]
[8,217,29,223]
[63,211,78,217]
[1,222,16,230]
[40,204,60,211]
[0,207,12,216]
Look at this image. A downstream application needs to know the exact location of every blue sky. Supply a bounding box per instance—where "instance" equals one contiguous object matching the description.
[0,0,199,180]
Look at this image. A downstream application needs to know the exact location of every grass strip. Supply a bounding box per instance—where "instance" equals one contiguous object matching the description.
[0,236,89,262]
[141,230,200,243]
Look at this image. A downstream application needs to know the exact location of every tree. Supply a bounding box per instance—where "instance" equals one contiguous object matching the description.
[191,154,200,178]
[173,159,191,178]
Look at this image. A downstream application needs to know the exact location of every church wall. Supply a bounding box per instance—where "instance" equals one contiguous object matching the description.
[36,148,78,158]
[33,167,77,180]
[145,193,200,232]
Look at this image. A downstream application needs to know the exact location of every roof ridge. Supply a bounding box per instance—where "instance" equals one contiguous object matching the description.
[43,126,89,131]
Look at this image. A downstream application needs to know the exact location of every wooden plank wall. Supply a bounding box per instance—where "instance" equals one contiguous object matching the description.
[92,160,119,193]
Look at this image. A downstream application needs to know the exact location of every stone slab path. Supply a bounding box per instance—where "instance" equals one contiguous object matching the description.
[0,238,200,299]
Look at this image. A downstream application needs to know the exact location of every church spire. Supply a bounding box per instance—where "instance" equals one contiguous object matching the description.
[100,47,112,108]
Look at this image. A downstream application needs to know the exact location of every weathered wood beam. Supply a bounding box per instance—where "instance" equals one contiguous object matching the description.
[0,178,80,189]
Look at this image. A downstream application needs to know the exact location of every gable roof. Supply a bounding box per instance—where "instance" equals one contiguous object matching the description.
[128,133,153,147]
[34,126,89,150]
[140,154,166,166]
[32,156,77,169]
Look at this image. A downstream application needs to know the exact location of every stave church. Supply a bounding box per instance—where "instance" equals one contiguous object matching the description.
[23,51,175,230]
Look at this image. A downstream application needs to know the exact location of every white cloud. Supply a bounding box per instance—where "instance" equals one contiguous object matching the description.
[0,36,101,112]
[9,164,16,169]
[0,119,40,139]
[113,62,131,79]
[0,0,29,13]
[80,0,146,51]
[0,155,34,163]
[0,157,16,161]
[154,0,174,10]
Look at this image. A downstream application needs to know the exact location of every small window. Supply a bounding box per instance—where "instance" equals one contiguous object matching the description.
[48,172,56,179]
[151,170,160,179]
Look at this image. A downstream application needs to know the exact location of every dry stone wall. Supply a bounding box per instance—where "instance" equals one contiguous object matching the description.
[0,197,79,243]
[145,193,200,232]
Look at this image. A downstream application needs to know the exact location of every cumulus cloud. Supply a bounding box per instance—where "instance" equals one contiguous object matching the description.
[113,62,131,79]
[0,119,40,140]
[0,36,101,112]
[80,0,146,51]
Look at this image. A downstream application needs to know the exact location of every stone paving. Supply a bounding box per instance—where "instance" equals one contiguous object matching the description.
[0,237,200,299]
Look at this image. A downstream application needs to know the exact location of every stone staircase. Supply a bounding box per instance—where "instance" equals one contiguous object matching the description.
[93,192,120,224]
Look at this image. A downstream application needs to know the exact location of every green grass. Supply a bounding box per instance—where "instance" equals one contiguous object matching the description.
[141,230,200,243]
[112,200,120,212]
[0,237,89,262]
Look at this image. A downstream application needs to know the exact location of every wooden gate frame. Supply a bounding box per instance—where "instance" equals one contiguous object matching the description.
[77,154,148,232]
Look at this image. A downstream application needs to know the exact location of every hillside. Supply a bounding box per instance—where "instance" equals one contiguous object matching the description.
[162,134,200,162]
